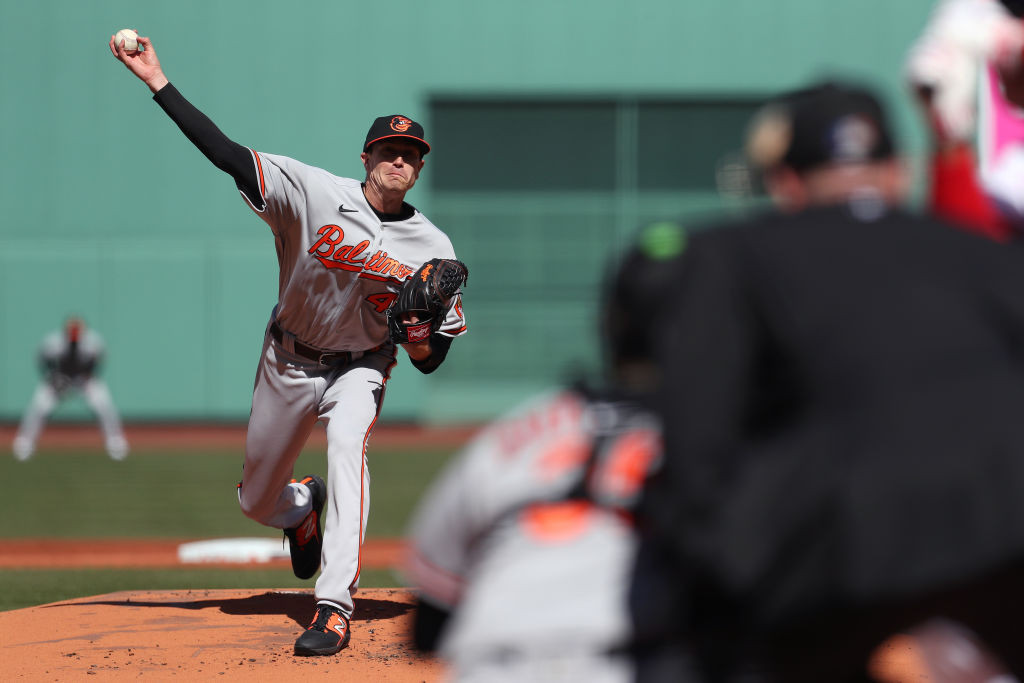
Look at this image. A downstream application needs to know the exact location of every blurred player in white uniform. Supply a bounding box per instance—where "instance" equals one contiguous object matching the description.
[110,32,467,656]
[13,316,128,461]
[404,222,686,683]
[906,0,1024,237]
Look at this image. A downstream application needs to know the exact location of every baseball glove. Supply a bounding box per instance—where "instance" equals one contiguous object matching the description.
[387,258,469,345]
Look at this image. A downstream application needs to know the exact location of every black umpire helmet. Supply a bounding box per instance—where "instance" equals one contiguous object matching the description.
[601,220,688,391]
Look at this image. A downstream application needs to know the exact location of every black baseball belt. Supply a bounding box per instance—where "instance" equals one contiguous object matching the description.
[269,320,381,366]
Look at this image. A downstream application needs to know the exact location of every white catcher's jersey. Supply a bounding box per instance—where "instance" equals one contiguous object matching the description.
[405,389,660,672]
[241,151,467,351]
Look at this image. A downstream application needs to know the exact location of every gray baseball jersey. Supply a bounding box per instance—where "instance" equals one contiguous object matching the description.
[242,151,466,350]
[236,149,466,620]
[405,389,659,682]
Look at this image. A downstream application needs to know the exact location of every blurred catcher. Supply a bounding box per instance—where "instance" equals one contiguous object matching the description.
[404,221,685,683]
[12,316,128,461]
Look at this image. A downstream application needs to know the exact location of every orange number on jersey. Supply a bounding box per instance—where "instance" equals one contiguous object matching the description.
[596,429,660,499]
[522,501,595,542]
[366,292,398,313]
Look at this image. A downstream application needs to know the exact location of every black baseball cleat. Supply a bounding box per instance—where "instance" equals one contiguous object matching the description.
[294,603,351,656]
[283,474,327,580]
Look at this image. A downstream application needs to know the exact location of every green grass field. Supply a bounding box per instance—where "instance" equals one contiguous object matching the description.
[0,568,399,612]
[0,444,455,611]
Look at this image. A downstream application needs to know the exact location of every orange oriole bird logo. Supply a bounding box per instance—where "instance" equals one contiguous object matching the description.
[390,116,413,132]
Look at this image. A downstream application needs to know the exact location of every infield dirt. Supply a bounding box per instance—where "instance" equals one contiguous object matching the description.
[0,587,443,681]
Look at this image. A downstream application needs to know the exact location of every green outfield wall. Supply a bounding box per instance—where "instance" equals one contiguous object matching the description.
[0,0,936,423]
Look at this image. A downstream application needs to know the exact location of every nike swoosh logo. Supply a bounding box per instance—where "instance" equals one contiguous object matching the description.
[338,204,358,213]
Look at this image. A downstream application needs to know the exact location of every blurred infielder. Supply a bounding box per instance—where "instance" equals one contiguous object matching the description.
[109,32,468,656]
[404,222,685,682]
[13,317,128,461]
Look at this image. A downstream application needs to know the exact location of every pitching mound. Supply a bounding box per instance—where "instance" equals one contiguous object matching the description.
[0,583,959,681]
[1,587,444,681]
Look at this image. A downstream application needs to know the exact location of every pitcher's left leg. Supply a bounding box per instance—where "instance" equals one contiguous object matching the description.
[314,359,392,618]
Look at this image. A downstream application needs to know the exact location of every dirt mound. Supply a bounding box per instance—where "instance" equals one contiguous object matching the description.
[0,585,951,681]
[0,587,443,681]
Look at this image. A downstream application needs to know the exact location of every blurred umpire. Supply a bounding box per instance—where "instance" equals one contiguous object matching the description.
[630,80,1024,681]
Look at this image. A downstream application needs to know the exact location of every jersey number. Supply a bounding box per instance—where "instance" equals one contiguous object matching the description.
[366,292,398,313]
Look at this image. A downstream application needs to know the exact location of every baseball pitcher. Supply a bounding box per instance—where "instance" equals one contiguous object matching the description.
[109,32,468,656]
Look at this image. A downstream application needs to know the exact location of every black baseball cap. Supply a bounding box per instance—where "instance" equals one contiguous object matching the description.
[363,115,430,156]
[746,80,895,173]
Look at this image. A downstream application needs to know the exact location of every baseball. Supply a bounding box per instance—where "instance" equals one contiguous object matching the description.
[114,28,138,53]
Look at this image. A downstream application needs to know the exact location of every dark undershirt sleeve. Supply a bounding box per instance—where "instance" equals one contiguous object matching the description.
[152,83,263,207]
[410,333,454,374]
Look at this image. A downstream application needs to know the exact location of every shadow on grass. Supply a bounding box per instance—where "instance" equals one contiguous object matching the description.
[42,591,412,627]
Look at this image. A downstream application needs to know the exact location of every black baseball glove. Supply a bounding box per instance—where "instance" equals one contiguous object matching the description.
[387,258,469,345]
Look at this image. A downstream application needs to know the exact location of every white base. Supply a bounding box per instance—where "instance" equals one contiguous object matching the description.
[177,537,290,564]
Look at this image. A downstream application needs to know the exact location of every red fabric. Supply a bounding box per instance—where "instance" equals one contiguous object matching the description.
[929,144,1015,242]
